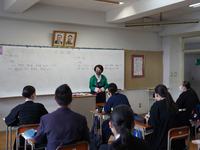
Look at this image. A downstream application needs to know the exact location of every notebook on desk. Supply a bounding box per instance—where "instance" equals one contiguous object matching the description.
[22,129,36,139]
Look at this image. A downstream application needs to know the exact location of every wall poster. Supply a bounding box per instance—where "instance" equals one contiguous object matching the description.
[131,54,145,78]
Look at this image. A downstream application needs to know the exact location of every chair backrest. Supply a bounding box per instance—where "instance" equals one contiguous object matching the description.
[167,126,190,150]
[56,141,89,150]
[16,123,39,149]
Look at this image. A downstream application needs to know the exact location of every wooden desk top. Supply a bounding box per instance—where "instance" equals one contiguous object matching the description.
[90,110,108,115]
[73,95,96,98]
[134,121,151,129]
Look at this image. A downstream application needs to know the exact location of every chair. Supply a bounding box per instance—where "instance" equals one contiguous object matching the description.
[16,123,39,150]
[56,141,89,150]
[96,103,105,108]
[167,126,190,150]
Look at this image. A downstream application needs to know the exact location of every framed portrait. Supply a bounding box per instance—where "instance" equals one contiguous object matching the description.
[52,31,65,47]
[64,32,77,47]
[131,54,145,78]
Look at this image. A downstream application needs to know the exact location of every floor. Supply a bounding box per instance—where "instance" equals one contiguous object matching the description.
[0,132,198,150]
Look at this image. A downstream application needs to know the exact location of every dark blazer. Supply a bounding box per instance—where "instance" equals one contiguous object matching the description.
[99,135,151,150]
[104,93,130,114]
[176,89,200,125]
[146,99,185,150]
[5,101,48,126]
[55,40,62,44]
[33,107,89,150]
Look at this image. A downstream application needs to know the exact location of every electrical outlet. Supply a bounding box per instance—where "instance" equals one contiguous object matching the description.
[139,103,141,108]
[174,72,177,77]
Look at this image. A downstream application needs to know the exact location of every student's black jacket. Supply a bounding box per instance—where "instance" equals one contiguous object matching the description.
[176,89,199,125]
[5,101,48,126]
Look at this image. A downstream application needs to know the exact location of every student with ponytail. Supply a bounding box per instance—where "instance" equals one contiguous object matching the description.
[99,105,151,150]
[145,84,185,150]
[177,81,199,126]
[5,85,48,150]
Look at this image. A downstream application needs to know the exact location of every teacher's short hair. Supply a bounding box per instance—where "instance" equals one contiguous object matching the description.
[94,64,104,72]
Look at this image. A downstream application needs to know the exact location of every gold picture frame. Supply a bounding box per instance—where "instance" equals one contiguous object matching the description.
[52,30,77,47]
[64,32,77,47]
[52,31,65,47]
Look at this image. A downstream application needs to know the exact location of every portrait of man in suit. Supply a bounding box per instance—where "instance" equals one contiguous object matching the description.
[55,34,63,45]
[66,35,73,45]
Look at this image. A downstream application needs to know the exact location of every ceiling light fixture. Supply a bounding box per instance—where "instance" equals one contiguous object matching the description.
[93,0,124,5]
[189,3,200,8]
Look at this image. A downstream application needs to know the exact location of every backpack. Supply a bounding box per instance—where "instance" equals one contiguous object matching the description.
[90,116,102,150]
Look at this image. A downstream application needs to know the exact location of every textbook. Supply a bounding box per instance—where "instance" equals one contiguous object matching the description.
[22,129,36,139]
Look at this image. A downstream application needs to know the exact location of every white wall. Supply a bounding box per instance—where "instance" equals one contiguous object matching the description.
[0,18,162,50]
[163,36,183,100]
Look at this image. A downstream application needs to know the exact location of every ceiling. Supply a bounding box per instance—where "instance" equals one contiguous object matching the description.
[38,0,141,13]
[37,0,200,21]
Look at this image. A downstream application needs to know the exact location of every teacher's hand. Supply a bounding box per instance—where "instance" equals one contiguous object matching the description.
[98,89,102,93]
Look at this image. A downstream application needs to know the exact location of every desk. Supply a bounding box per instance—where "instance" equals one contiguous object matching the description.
[192,140,200,150]
[134,121,152,139]
[90,110,110,135]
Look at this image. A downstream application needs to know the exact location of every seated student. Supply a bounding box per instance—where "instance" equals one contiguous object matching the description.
[176,81,200,126]
[5,85,48,150]
[104,83,130,114]
[102,83,130,144]
[99,105,151,150]
[145,84,185,150]
[33,84,89,149]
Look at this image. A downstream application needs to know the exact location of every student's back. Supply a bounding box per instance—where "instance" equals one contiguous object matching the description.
[5,85,48,150]
[5,100,48,126]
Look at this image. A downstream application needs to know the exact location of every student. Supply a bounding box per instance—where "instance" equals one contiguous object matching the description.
[145,84,185,150]
[33,84,89,149]
[89,64,108,103]
[104,83,130,113]
[102,83,131,144]
[5,85,48,150]
[99,105,151,150]
[176,81,200,126]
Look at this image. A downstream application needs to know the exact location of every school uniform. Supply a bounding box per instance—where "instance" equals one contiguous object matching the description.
[99,135,151,150]
[176,89,200,126]
[5,100,48,126]
[146,99,185,150]
[34,107,89,150]
[89,74,108,103]
[5,100,48,150]
[104,93,130,114]
[102,93,130,144]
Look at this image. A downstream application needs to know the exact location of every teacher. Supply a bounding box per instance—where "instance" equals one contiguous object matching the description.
[89,64,108,103]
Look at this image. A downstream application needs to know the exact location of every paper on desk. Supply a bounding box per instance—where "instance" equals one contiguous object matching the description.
[22,129,36,139]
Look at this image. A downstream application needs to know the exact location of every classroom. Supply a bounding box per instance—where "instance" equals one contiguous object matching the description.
[0,0,200,149]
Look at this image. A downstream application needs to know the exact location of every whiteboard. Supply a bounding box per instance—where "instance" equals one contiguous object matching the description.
[0,46,124,97]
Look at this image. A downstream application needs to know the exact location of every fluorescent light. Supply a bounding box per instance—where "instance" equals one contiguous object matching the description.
[93,0,124,5]
[189,3,200,8]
